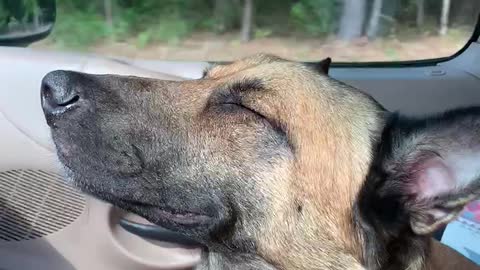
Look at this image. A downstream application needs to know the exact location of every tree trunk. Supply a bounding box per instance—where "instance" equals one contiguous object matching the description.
[33,12,39,28]
[366,0,383,39]
[241,0,253,42]
[104,0,113,34]
[439,0,450,36]
[452,0,477,26]
[214,0,226,33]
[376,0,398,37]
[416,0,424,28]
[31,1,40,28]
[337,0,367,41]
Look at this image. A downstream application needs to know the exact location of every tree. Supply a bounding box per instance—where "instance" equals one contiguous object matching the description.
[337,0,366,41]
[213,0,240,34]
[290,0,337,36]
[451,0,479,26]
[214,0,227,33]
[375,0,398,38]
[104,0,113,34]
[439,0,451,35]
[366,0,383,39]
[416,0,424,28]
[23,0,40,27]
[240,0,253,42]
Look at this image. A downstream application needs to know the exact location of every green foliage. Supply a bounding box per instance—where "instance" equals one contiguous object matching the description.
[50,0,213,48]
[4,0,34,21]
[0,2,9,28]
[383,47,399,61]
[0,0,55,34]
[42,0,480,49]
[23,0,40,18]
[50,10,108,49]
[289,0,339,36]
[136,17,191,47]
[211,0,240,34]
[254,28,273,39]
[254,0,292,34]
[397,0,418,24]
[0,0,40,26]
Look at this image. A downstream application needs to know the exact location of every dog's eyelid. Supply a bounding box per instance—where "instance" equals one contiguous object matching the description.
[225,78,264,95]
[222,99,288,142]
[208,78,264,104]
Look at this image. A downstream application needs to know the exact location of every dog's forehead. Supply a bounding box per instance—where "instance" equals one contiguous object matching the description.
[194,57,386,269]
[204,54,295,79]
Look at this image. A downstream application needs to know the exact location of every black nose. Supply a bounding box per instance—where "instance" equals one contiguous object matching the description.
[41,70,82,124]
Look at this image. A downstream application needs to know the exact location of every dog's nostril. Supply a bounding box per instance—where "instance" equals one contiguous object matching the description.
[41,70,85,120]
[57,94,80,107]
[41,82,53,99]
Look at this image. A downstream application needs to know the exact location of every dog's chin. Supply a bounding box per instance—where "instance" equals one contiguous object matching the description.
[59,163,230,244]
[114,199,216,228]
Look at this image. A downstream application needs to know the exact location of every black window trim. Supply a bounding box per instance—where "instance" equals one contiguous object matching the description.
[212,14,480,69]
[330,14,480,68]
[210,15,480,69]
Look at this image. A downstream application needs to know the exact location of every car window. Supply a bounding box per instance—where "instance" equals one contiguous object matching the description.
[30,0,480,62]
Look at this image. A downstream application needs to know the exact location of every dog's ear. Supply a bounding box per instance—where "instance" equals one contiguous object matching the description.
[363,108,480,236]
[307,57,331,74]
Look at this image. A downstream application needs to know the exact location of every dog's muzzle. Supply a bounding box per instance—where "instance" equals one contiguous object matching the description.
[41,70,88,127]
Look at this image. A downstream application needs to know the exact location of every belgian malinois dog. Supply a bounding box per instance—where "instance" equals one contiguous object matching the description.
[41,54,480,269]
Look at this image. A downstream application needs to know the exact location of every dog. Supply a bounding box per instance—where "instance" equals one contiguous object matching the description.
[40,54,480,269]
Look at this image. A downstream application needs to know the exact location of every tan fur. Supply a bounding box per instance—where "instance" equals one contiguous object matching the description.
[48,53,478,270]
[202,54,477,269]
[204,55,384,269]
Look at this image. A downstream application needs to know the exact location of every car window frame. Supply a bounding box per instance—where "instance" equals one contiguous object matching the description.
[329,14,480,69]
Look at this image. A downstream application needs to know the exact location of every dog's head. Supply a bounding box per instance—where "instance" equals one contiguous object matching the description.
[41,54,480,269]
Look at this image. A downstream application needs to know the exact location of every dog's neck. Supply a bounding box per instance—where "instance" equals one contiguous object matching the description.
[424,239,479,270]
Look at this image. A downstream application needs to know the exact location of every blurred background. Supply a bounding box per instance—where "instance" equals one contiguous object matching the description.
[3,0,480,62]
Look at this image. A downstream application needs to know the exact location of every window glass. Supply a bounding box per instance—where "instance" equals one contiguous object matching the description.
[31,0,480,62]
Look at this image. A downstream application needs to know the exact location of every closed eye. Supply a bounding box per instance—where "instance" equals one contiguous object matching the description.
[209,79,264,114]
[206,79,289,146]
[220,102,259,115]
[220,102,288,142]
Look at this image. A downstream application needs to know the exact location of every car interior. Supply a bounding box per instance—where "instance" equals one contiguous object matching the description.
[1,1,480,269]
